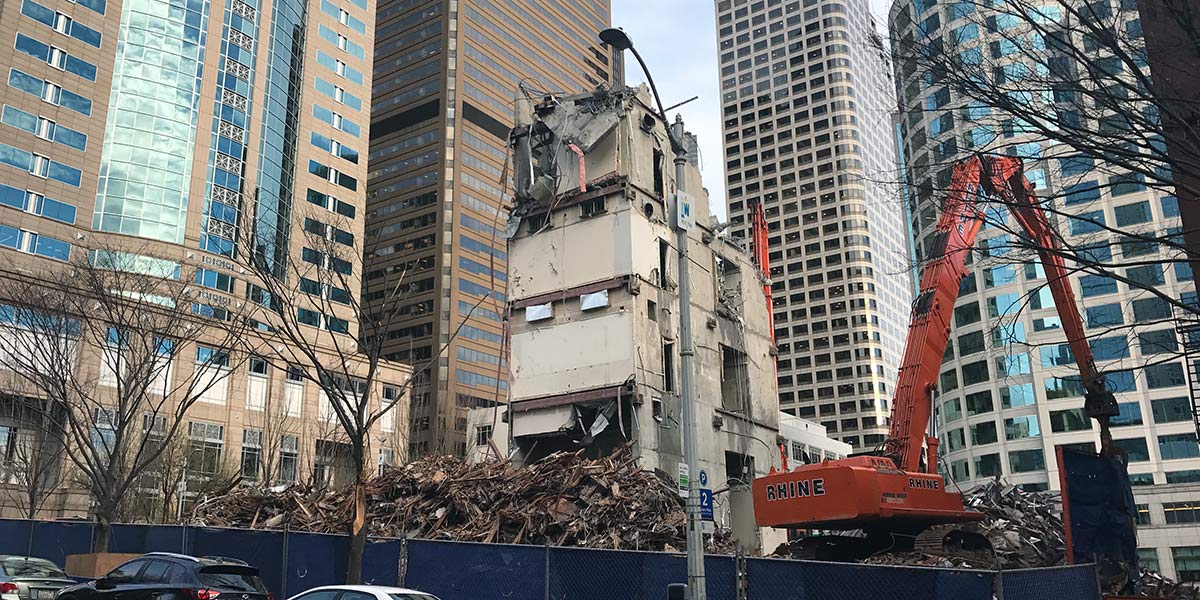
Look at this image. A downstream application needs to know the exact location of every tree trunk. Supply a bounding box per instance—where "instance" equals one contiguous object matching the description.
[93,515,112,553]
[345,476,367,584]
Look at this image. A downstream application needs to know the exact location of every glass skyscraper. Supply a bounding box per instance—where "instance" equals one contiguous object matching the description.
[0,0,405,513]
[714,0,915,450]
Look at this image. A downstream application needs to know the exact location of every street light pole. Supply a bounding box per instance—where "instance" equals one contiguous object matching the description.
[670,115,707,600]
[598,27,706,600]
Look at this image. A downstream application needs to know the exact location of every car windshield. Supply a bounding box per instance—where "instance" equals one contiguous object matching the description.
[2,558,67,578]
[388,595,438,600]
[197,567,267,593]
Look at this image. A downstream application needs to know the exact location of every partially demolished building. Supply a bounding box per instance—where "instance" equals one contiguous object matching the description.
[503,85,781,541]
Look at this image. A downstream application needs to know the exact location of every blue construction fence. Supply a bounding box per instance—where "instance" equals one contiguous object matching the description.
[0,518,1100,600]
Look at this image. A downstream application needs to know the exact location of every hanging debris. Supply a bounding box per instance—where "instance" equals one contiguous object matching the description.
[191,449,737,553]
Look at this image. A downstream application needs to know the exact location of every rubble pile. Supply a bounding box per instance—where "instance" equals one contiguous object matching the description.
[960,480,1066,568]
[1128,569,1200,600]
[191,450,732,552]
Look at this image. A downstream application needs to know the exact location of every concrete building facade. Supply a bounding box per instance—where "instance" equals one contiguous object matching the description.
[889,0,1200,581]
[365,0,612,457]
[714,0,915,451]
[0,0,408,518]
[502,86,780,547]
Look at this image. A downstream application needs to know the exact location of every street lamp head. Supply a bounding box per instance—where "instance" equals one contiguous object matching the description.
[598,27,633,51]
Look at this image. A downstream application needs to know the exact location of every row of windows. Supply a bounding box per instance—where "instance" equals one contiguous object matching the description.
[296,308,349,333]
[21,0,102,47]
[7,68,91,116]
[319,0,365,33]
[313,104,360,137]
[306,188,355,219]
[14,33,97,81]
[1,105,86,151]
[315,76,362,111]
[0,224,70,260]
[317,24,364,59]
[459,255,507,283]
[0,141,81,186]
[0,183,75,224]
[316,49,363,85]
[311,131,359,164]
[308,159,357,191]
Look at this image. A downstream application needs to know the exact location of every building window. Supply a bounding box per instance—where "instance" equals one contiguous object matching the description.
[1138,548,1159,571]
[475,425,492,447]
[1008,449,1045,473]
[1135,505,1151,526]
[1164,502,1200,524]
[580,197,606,218]
[241,429,262,480]
[1159,434,1200,460]
[663,342,676,392]
[1172,547,1200,583]
[249,356,268,376]
[1146,363,1185,389]
[187,422,224,475]
[1152,397,1192,423]
[1049,408,1092,433]
[1112,437,1150,462]
[278,435,298,484]
[974,453,1001,478]
[378,448,394,475]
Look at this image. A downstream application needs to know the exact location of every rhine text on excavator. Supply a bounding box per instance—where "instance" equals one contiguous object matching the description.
[764,479,827,501]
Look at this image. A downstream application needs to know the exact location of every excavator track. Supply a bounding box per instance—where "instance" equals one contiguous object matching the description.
[912,524,996,565]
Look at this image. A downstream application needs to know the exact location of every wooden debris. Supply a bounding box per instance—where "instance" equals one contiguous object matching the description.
[191,449,737,553]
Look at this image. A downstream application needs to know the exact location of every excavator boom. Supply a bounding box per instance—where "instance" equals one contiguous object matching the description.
[754,155,1119,535]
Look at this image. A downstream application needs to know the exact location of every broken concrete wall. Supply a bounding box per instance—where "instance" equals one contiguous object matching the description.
[507,85,779,551]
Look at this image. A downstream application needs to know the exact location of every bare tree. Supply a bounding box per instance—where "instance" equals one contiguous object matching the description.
[0,246,250,550]
[237,210,485,583]
[888,0,1200,381]
[0,393,63,518]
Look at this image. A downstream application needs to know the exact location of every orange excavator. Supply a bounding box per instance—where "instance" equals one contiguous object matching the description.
[752,154,1121,559]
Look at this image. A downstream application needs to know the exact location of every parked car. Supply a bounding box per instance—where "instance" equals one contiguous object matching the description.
[0,556,75,600]
[57,553,270,600]
[286,586,438,600]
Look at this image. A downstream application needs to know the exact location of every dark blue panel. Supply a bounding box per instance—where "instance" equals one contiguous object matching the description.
[747,558,993,600]
[0,519,34,555]
[547,547,645,600]
[1002,566,1099,600]
[108,524,186,554]
[547,547,735,600]
[405,540,543,600]
[284,532,346,593]
[29,521,94,567]
[1059,448,1136,582]
[190,528,285,599]
[746,557,808,600]
[361,539,401,587]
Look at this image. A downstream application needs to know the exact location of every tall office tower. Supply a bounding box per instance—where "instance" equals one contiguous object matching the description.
[890,0,1200,580]
[367,1,612,457]
[715,0,915,450]
[0,0,408,515]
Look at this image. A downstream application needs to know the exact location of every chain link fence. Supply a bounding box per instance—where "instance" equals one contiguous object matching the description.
[0,518,1099,600]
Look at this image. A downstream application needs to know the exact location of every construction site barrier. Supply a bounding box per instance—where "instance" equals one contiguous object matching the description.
[0,518,1101,600]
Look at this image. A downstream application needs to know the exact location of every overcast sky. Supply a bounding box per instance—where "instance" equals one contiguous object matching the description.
[611,0,894,221]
